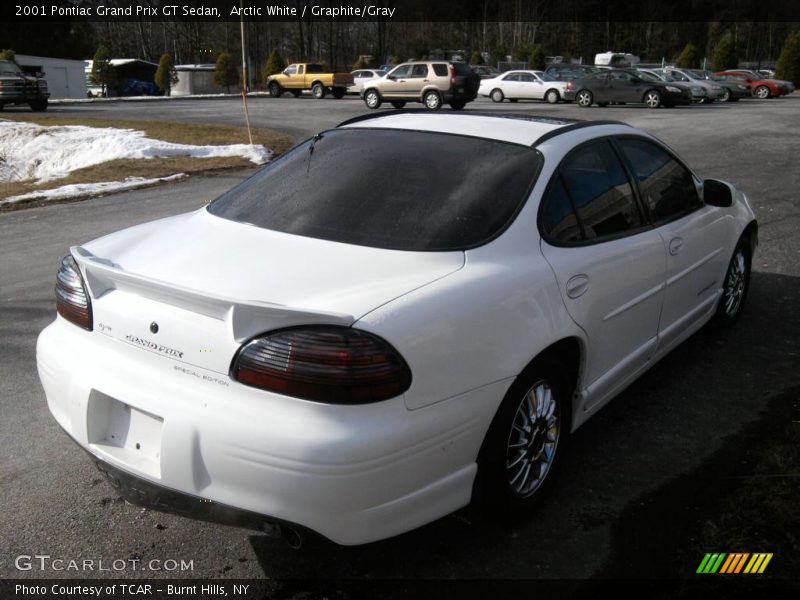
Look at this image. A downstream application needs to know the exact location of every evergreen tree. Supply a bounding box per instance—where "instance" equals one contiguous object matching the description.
[90,46,116,96]
[154,53,175,96]
[469,50,483,65]
[529,45,546,70]
[776,31,800,86]
[0,49,16,61]
[676,42,701,69]
[214,52,239,93]
[713,31,738,71]
[262,49,287,81]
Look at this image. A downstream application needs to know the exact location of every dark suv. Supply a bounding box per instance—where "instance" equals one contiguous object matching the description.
[362,61,480,110]
[0,60,49,111]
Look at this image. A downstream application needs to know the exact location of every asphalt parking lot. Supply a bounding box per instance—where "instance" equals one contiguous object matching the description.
[1,95,799,587]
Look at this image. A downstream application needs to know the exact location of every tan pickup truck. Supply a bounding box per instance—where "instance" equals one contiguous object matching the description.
[266,63,353,99]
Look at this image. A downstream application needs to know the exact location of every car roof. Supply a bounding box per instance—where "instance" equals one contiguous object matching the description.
[338,111,631,147]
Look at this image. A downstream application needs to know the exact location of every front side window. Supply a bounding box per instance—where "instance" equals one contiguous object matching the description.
[389,65,412,78]
[208,129,542,251]
[518,73,535,83]
[616,138,701,223]
[284,66,297,76]
[554,141,644,241]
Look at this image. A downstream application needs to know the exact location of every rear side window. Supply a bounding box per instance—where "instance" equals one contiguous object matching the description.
[432,64,448,76]
[306,64,324,73]
[616,138,701,222]
[544,141,644,242]
[540,177,581,243]
[208,129,542,251]
[410,64,429,78]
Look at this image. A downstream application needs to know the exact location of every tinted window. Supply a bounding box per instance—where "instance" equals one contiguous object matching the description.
[559,141,644,240]
[452,63,472,75]
[306,64,324,73]
[540,176,581,243]
[433,64,448,76]
[617,138,701,222]
[410,64,429,78]
[208,129,542,251]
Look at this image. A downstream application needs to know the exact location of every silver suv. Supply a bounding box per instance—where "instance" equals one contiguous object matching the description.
[361,61,480,110]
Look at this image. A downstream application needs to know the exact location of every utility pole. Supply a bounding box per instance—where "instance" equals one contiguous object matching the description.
[239,0,253,145]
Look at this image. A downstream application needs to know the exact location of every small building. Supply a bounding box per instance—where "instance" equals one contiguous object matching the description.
[84,59,159,97]
[172,64,228,96]
[15,54,87,99]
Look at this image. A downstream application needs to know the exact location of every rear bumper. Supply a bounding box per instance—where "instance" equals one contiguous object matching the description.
[37,317,503,545]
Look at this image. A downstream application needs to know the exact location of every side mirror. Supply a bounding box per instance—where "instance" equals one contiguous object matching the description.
[703,179,733,207]
[387,74,396,80]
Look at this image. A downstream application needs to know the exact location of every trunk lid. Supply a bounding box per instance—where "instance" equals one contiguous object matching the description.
[76,209,464,374]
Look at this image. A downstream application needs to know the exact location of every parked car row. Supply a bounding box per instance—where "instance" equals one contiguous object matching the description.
[264,61,794,112]
[564,67,794,109]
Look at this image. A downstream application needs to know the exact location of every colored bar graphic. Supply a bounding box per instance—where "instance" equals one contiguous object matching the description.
[699,552,773,574]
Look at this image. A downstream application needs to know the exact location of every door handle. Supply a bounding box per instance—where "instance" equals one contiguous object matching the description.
[565,274,589,299]
[669,237,684,256]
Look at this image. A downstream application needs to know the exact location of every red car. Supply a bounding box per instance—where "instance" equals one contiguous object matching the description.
[715,70,792,98]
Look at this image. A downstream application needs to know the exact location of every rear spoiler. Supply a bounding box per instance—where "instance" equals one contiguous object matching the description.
[71,246,354,342]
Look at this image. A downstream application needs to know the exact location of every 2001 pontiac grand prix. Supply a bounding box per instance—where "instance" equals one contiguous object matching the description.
[37,112,757,545]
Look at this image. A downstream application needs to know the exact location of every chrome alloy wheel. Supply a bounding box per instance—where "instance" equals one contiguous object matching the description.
[506,380,560,498]
[576,90,592,107]
[723,249,748,317]
[645,91,661,108]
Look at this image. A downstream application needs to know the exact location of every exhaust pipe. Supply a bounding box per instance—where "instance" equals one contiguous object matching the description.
[263,522,304,549]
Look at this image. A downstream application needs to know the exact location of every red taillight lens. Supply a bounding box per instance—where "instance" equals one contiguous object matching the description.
[566,81,573,90]
[232,326,411,403]
[55,255,92,330]
[449,65,456,86]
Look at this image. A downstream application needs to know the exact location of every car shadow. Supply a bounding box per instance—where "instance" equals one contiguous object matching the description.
[246,271,799,585]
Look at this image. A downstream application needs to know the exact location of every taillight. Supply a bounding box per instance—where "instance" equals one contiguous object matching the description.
[232,326,411,403]
[449,65,456,86]
[55,255,92,330]
[566,81,573,90]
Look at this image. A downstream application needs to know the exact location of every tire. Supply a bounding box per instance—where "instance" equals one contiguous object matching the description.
[545,89,560,104]
[576,90,593,107]
[490,88,504,103]
[391,100,406,109]
[268,82,282,98]
[28,99,48,112]
[710,237,752,327]
[644,89,662,108]
[289,89,301,98]
[311,83,326,99]
[449,100,466,110]
[754,85,770,99]
[331,87,345,99]
[721,88,732,102]
[423,90,442,110]
[474,360,569,511]
[363,89,382,109]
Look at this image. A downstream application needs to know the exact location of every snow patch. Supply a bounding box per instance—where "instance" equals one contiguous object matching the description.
[0,119,271,183]
[1,174,188,207]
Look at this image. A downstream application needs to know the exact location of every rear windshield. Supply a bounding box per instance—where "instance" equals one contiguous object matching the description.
[208,128,541,251]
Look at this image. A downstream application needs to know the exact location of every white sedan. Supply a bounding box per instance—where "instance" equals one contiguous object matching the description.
[38,113,757,546]
[479,70,570,103]
[347,69,387,94]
